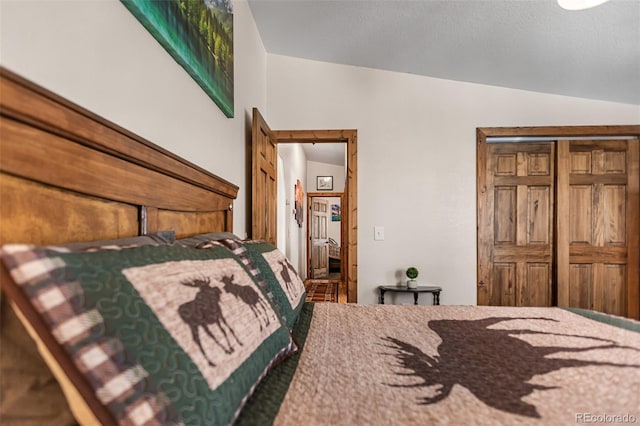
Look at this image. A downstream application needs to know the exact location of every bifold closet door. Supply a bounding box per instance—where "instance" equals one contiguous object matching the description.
[556,139,639,318]
[479,143,555,307]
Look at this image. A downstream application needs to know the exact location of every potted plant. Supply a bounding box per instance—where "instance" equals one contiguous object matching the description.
[406,267,419,289]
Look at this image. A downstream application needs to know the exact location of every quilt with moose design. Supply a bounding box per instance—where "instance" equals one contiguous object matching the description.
[238,303,640,426]
[3,239,640,426]
[1,243,296,425]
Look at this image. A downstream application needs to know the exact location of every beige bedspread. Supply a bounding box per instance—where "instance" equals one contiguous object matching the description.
[275,304,640,426]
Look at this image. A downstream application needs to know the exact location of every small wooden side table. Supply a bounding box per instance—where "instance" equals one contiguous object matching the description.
[378,285,442,305]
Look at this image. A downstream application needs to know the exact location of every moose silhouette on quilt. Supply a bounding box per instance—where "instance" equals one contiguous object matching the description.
[123,259,282,389]
[383,316,640,418]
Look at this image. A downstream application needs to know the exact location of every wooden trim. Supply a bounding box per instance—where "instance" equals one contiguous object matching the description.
[346,131,358,303]
[478,125,640,138]
[307,191,340,198]
[476,129,489,304]
[627,139,639,319]
[275,130,358,303]
[556,140,570,307]
[0,67,238,201]
[273,130,356,142]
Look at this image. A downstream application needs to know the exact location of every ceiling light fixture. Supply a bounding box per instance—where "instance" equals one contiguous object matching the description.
[557,0,611,10]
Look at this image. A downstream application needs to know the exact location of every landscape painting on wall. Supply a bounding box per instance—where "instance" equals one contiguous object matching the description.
[121,0,234,117]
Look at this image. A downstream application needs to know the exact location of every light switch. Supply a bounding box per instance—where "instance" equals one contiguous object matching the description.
[374,226,385,241]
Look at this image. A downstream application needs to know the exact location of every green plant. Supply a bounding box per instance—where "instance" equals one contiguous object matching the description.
[406,267,419,280]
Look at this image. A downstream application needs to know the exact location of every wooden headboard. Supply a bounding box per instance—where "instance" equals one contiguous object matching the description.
[0,67,239,423]
[0,67,238,247]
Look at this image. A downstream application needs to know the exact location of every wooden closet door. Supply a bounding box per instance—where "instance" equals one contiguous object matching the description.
[479,143,555,307]
[557,139,639,318]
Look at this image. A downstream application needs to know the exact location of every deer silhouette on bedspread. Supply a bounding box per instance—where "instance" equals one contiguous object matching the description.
[178,276,242,367]
[382,316,640,418]
[222,275,272,331]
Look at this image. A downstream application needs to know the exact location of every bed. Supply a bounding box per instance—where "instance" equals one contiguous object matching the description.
[1,68,639,426]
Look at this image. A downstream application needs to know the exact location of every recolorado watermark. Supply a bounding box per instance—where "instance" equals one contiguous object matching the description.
[576,413,637,424]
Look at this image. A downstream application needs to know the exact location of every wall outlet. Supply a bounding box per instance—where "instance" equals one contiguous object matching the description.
[374,226,385,241]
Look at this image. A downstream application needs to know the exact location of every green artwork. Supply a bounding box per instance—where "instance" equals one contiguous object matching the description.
[122,0,234,117]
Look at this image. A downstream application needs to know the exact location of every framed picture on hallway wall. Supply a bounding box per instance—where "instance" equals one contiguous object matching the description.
[317,176,333,190]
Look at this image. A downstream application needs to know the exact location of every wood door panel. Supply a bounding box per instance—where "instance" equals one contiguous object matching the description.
[569,263,626,314]
[519,263,551,307]
[604,151,626,173]
[496,154,517,175]
[494,187,516,244]
[492,263,516,306]
[603,185,626,244]
[569,186,593,244]
[527,153,551,176]
[571,152,592,174]
[599,264,627,315]
[569,264,593,309]
[568,246,627,263]
[527,186,550,244]
[493,246,551,260]
[558,139,639,317]
[599,264,626,315]
[483,142,555,307]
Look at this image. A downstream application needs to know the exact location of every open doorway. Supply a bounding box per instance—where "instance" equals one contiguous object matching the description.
[251,109,358,302]
[277,141,347,303]
[306,192,345,302]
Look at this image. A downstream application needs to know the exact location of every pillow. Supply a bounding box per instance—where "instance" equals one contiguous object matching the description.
[58,231,175,251]
[0,232,176,425]
[176,232,240,247]
[216,240,306,330]
[0,243,296,425]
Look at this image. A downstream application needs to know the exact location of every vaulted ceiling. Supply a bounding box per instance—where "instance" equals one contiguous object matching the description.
[248,0,640,106]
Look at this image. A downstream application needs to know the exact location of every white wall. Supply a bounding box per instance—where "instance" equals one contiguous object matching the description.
[277,144,308,278]
[5,1,639,305]
[266,54,640,306]
[306,161,346,194]
[0,0,267,239]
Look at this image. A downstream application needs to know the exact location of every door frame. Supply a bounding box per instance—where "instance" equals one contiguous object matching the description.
[276,130,358,303]
[306,191,345,281]
[477,125,640,319]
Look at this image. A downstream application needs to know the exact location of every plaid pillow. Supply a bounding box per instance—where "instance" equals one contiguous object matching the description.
[1,243,296,425]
